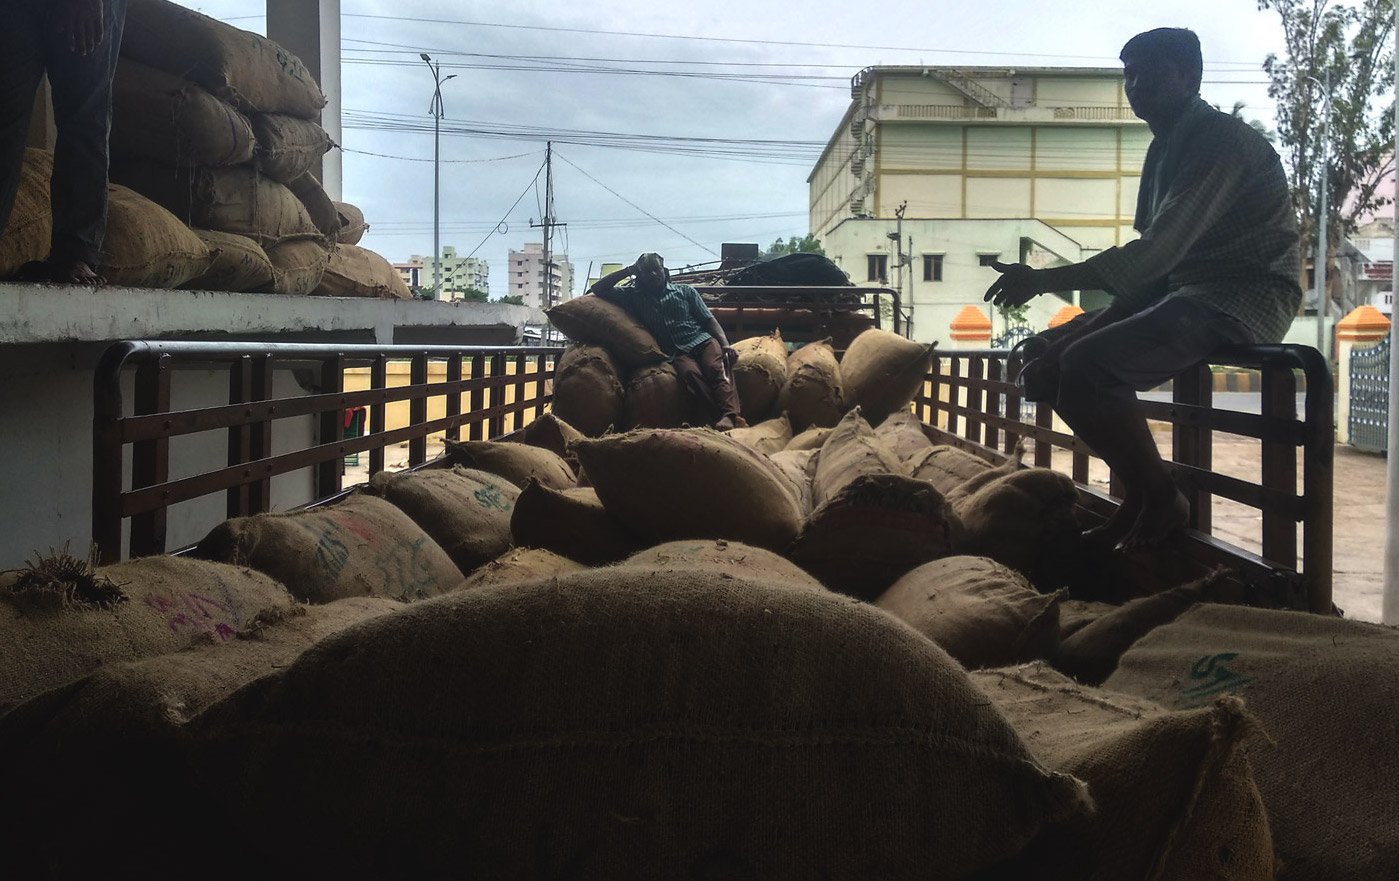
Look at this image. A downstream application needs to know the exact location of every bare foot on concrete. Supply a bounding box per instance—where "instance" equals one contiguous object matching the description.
[51,259,104,286]
[1117,485,1190,551]
[1084,490,1141,545]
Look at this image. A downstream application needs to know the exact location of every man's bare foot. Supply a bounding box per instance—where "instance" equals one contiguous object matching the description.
[51,259,104,286]
[714,416,736,431]
[1083,491,1141,544]
[1117,485,1189,551]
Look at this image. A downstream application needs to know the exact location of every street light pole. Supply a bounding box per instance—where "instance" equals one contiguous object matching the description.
[421,53,456,300]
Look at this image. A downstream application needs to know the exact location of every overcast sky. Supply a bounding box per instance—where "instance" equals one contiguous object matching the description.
[193,1,1291,296]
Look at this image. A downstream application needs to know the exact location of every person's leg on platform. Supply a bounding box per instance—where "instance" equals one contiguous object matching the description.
[692,338,742,430]
[44,0,127,284]
[1054,294,1248,550]
[0,3,48,250]
[672,352,719,424]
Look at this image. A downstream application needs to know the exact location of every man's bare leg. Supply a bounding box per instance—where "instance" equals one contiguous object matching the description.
[1057,390,1188,551]
[50,258,103,285]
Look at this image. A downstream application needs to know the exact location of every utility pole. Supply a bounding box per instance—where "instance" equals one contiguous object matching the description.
[421,53,455,300]
[888,201,909,334]
[530,142,567,314]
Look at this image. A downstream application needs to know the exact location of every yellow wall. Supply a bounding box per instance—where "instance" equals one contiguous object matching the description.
[965,177,1032,217]
[343,357,553,440]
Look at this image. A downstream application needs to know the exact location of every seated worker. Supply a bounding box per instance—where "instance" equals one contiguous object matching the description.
[984,27,1301,551]
[587,253,745,430]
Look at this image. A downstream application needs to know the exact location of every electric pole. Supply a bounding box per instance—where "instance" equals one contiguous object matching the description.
[531,142,567,314]
[421,53,455,300]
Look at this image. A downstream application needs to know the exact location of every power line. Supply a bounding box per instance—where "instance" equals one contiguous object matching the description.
[340,146,544,163]
[555,151,718,257]
[464,159,548,259]
[339,13,1266,68]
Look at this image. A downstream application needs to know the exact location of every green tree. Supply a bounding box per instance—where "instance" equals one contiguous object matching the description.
[495,294,526,306]
[454,286,489,302]
[1224,100,1277,142]
[1259,0,1396,280]
[764,234,825,256]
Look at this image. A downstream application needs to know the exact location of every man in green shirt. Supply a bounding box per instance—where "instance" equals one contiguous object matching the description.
[984,27,1301,551]
[589,253,745,430]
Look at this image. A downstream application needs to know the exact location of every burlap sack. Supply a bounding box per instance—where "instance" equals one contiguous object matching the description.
[314,244,412,299]
[839,329,934,426]
[790,474,959,600]
[0,149,52,277]
[457,547,586,591]
[0,554,293,713]
[110,58,255,167]
[618,539,825,592]
[193,493,462,603]
[251,113,332,182]
[0,596,399,879]
[732,331,789,421]
[874,408,934,463]
[287,170,341,238]
[445,438,577,491]
[111,160,323,246]
[779,338,844,431]
[100,184,213,287]
[518,412,585,462]
[367,467,518,575]
[768,448,816,516]
[511,481,640,565]
[546,294,667,367]
[906,443,995,493]
[1106,605,1399,881]
[728,413,792,455]
[876,556,1063,669]
[786,425,833,451]
[266,238,330,295]
[121,0,327,117]
[574,428,805,552]
[184,229,273,291]
[624,361,686,429]
[551,344,625,437]
[952,467,1080,586]
[1055,571,1223,685]
[972,662,1273,881]
[334,201,368,244]
[184,569,1088,878]
[812,407,907,506]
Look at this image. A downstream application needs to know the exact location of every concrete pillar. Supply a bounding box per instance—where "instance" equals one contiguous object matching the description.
[266,0,342,200]
[1335,305,1391,444]
[949,304,992,346]
[1048,303,1084,329]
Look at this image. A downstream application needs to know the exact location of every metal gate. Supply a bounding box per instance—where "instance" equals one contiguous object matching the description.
[1348,336,1390,453]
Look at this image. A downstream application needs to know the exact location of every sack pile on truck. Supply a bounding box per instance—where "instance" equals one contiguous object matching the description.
[96,0,394,295]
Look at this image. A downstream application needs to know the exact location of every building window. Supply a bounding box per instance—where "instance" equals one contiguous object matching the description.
[866,254,888,283]
[923,254,944,282]
[978,254,1001,267]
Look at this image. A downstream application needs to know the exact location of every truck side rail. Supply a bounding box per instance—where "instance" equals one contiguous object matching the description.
[93,341,561,564]
[914,344,1334,614]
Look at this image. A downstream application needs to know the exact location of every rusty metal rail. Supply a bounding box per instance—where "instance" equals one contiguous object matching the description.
[93,341,561,564]
[915,344,1334,614]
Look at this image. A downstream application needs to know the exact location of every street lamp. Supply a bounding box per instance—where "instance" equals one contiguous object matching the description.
[1306,72,1334,359]
[421,53,456,300]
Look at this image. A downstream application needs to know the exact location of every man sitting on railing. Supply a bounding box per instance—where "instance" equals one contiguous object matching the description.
[984,27,1301,551]
[587,253,745,430]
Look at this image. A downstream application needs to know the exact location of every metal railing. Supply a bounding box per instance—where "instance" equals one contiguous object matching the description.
[915,344,1335,614]
[92,341,560,564]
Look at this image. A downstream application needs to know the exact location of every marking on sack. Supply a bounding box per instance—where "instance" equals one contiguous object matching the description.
[474,484,512,511]
[1179,652,1253,704]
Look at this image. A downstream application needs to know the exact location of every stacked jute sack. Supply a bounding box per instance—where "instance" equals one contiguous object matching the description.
[3,0,399,297]
[4,374,1396,878]
[545,292,936,436]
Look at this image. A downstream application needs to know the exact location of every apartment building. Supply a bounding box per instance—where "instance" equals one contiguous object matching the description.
[809,66,1152,343]
[509,243,575,310]
[394,247,490,299]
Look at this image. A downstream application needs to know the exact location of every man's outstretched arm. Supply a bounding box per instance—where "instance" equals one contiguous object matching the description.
[984,261,1106,309]
[586,263,635,300]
